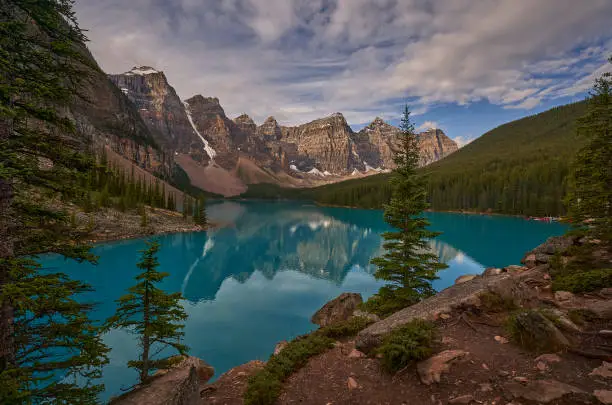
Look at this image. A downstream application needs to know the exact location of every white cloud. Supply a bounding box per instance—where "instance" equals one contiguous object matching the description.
[74,0,612,126]
[417,121,439,131]
[453,136,474,148]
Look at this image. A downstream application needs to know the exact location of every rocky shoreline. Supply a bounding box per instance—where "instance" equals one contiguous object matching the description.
[73,206,208,244]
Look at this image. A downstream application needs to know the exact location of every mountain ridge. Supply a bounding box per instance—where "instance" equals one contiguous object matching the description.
[108,66,459,196]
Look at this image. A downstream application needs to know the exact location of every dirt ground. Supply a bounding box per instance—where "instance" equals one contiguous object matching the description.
[202,312,611,405]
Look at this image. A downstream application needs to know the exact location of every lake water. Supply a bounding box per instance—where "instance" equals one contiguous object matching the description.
[39,201,568,401]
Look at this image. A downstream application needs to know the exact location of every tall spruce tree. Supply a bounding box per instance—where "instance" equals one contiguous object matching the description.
[369,106,447,315]
[0,0,109,403]
[106,241,188,383]
[565,57,612,249]
[195,197,207,227]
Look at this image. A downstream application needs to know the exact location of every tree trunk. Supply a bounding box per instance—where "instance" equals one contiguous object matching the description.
[140,279,150,383]
[0,177,15,371]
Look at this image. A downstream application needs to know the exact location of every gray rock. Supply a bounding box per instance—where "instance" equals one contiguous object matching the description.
[274,340,288,355]
[521,236,575,265]
[417,350,469,385]
[352,309,380,323]
[504,379,585,403]
[455,274,479,285]
[554,291,575,302]
[312,293,363,327]
[448,394,474,404]
[483,267,503,277]
[595,390,612,404]
[589,361,612,379]
[356,269,543,351]
[112,356,208,405]
[586,300,612,320]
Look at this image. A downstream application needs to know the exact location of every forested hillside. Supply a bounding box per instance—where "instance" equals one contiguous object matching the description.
[240,101,589,216]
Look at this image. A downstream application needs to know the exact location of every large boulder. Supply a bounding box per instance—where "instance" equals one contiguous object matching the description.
[521,236,575,266]
[311,293,363,327]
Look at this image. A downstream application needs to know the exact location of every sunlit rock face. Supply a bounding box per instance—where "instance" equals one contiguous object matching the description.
[280,113,362,174]
[417,128,459,166]
[353,118,459,170]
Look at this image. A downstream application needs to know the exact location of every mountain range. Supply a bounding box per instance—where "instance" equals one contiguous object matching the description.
[107,66,458,196]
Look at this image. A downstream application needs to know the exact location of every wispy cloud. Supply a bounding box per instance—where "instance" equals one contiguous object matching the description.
[75,0,612,126]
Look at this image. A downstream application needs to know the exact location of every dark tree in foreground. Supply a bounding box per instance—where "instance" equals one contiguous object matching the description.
[0,0,109,403]
[368,107,447,315]
[107,241,188,383]
[565,57,612,249]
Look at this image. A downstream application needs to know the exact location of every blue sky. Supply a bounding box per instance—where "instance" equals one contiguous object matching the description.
[75,0,612,146]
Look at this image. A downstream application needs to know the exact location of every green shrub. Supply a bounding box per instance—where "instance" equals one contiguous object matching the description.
[244,334,334,405]
[552,268,612,293]
[505,310,568,352]
[479,292,517,313]
[244,316,376,405]
[320,316,374,339]
[376,319,435,373]
[361,293,416,318]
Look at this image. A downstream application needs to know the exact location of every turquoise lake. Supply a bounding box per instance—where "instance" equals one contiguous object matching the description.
[39,201,568,401]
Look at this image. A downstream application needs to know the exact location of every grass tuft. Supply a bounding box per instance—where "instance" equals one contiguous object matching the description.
[478,292,518,313]
[505,310,568,352]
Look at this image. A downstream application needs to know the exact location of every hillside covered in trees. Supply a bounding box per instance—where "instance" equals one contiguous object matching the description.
[240,101,589,216]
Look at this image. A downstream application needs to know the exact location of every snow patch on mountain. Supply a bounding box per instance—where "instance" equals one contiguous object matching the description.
[365,164,383,172]
[308,168,328,176]
[126,66,160,76]
[183,101,217,161]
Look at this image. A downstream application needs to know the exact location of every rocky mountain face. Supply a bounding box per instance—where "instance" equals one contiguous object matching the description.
[106,65,458,194]
[108,67,208,163]
[418,128,460,166]
[69,58,174,176]
[353,118,459,169]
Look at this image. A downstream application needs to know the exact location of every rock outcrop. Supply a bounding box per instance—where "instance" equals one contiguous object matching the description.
[356,266,545,352]
[311,292,363,327]
[112,356,213,405]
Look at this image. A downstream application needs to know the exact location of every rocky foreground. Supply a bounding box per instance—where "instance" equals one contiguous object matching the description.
[114,236,612,405]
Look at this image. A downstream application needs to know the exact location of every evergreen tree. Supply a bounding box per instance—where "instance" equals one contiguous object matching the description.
[0,0,109,402]
[106,241,188,383]
[369,106,447,314]
[140,205,148,228]
[565,57,612,248]
[193,199,200,224]
[195,197,207,227]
